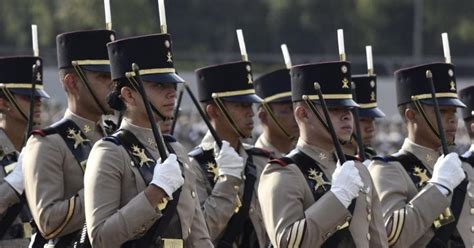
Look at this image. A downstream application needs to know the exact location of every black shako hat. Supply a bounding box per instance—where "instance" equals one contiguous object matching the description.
[459,85,474,120]
[290,61,358,107]
[107,33,184,84]
[0,56,49,98]
[395,63,465,108]
[253,68,292,103]
[56,29,116,72]
[352,74,385,118]
[195,61,262,103]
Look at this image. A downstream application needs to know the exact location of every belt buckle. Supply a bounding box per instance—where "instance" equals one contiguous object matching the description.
[162,238,183,248]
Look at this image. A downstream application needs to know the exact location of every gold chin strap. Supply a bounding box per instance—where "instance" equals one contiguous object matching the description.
[212,95,248,139]
[261,102,294,140]
[0,86,28,121]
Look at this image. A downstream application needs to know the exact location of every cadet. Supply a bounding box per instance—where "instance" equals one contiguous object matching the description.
[23,29,116,246]
[369,63,472,247]
[258,61,388,247]
[253,68,299,157]
[188,61,272,247]
[459,85,474,156]
[84,33,213,247]
[344,74,385,159]
[0,56,50,246]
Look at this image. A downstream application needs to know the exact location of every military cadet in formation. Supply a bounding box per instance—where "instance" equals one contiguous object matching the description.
[23,29,116,246]
[0,56,50,246]
[460,85,474,156]
[84,33,213,247]
[253,68,299,158]
[369,63,473,247]
[188,61,272,247]
[343,74,385,160]
[258,61,388,247]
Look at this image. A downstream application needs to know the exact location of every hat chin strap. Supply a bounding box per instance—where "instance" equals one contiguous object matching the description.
[412,98,455,146]
[0,87,28,122]
[303,99,348,145]
[261,102,295,141]
[212,96,248,139]
[127,76,173,123]
[72,64,109,116]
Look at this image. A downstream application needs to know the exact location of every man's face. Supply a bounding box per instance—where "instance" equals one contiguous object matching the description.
[327,106,354,142]
[413,105,458,145]
[222,101,255,138]
[83,70,114,115]
[267,102,299,139]
[359,117,376,146]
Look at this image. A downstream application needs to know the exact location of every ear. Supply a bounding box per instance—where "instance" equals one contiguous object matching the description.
[405,107,416,121]
[63,73,79,95]
[206,104,219,120]
[294,105,308,123]
[257,108,268,124]
[120,86,135,106]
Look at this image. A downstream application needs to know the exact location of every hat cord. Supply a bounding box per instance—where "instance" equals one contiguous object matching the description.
[261,102,295,141]
[212,96,248,139]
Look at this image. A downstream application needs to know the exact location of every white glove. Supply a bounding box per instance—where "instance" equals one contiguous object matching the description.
[429,152,465,193]
[150,154,184,200]
[330,161,364,208]
[5,151,25,194]
[216,141,244,179]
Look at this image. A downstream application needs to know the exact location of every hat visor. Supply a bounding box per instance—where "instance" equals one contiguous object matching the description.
[82,64,111,73]
[222,94,263,103]
[313,98,359,108]
[141,73,185,84]
[359,107,386,118]
[266,96,292,103]
[420,98,466,108]
[9,88,50,99]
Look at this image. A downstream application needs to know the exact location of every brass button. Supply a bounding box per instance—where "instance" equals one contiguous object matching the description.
[367,233,371,240]
[325,232,332,238]
[191,191,196,198]
[471,226,474,233]
[470,208,474,215]
[367,214,372,222]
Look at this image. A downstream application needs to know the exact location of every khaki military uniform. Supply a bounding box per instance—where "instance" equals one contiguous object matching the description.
[369,138,474,247]
[84,119,212,247]
[259,138,388,247]
[23,109,105,240]
[188,132,270,247]
[254,134,285,158]
[0,129,30,247]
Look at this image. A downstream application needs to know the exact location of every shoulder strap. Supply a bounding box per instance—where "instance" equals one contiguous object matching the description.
[34,119,93,172]
[107,130,183,246]
[189,146,218,188]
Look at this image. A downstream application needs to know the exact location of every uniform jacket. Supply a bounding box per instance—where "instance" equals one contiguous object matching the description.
[188,132,270,247]
[369,138,474,247]
[84,119,213,247]
[258,138,388,248]
[23,109,105,239]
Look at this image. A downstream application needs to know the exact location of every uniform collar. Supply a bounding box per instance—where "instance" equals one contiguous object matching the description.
[0,129,17,159]
[255,134,284,158]
[119,118,159,153]
[64,109,106,137]
[295,138,336,169]
[400,138,440,170]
